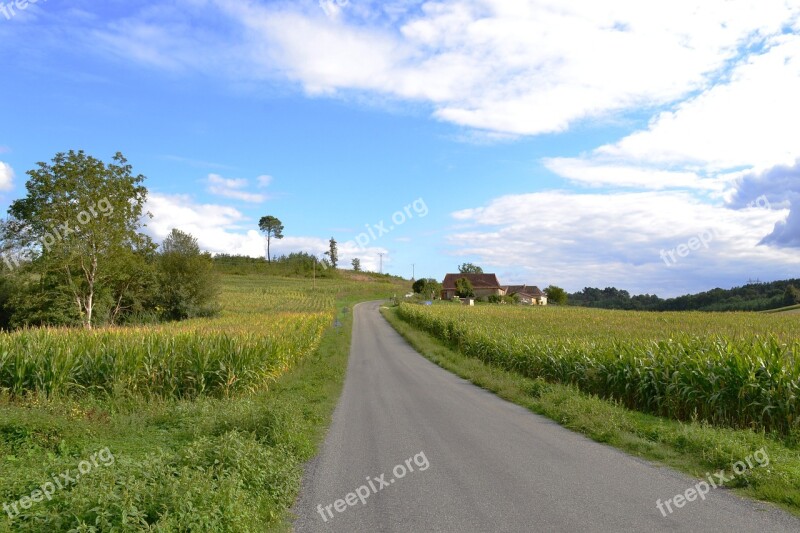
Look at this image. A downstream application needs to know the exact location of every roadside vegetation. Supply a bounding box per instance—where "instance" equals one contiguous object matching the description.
[382,305,800,515]
[0,150,410,531]
[395,303,800,434]
[0,151,219,329]
[1,273,407,531]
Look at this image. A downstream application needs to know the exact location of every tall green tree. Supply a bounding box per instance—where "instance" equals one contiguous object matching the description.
[545,285,568,305]
[458,263,483,274]
[7,150,152,328]
[455,277,475,298]
[325,237,338,268]
[157,228,219,320]
[351,258,361,272]
[783,284,800,306]
[413,278,442,299]
[258,215,284,263]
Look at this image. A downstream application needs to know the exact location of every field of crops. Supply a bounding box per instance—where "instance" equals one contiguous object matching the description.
[0,276,336,398]
[0,272,406,531]
[397,303,800,434]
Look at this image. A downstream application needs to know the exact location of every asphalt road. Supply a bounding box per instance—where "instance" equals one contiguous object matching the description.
[293,301,800,532]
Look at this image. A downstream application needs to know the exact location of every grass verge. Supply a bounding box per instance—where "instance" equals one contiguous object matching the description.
[381,305,800,517]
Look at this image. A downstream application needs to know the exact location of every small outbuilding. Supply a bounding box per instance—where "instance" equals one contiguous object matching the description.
[504,285,548,305]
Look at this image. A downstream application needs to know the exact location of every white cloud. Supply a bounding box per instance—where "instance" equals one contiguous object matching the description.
[595,35,800,172]
[318,0,349,20]
[146,193,256,253]
[146,193,362,263]
[449,191,799,296]
[256,174,273,188]
[540,30,800,248]
[337,240,388,272]
[0,161,14,191]
[206,173,267,203]
[87,0,800,136]
[543,158,722,191]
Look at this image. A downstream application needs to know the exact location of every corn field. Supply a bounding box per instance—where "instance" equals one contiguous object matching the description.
[0,277,337,398]
[397,303,800,434]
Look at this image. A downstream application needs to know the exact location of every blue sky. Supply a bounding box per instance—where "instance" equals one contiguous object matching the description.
[1,0,799,297]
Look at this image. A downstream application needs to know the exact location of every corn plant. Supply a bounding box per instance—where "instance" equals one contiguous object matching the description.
[397,303,800,434]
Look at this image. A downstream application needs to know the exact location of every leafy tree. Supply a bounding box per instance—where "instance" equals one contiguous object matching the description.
[5,272,78,329]
[103,241,158,325]
[157,228,220,320]
[504,293,520,304]
[258,215,284,263]
[7,150,151,328]
[783,284,800,306]
[411,278,427,294]
[455,277,475,298]
[458,263,483,274]
[545,285,567,305]
[412,278,442,299]
[324,237,338,268]
[351,258,361,272]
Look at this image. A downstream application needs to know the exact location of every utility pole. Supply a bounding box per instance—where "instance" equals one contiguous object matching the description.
[412,264,415,281]
[378,253,384,274]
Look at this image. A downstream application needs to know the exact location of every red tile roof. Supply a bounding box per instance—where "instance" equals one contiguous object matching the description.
[442,273,503,290]
[504,285,544,297]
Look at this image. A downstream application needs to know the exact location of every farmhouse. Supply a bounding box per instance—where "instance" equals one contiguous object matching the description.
[440,273,549,305]
[504,285,548,306]
[441,273,505,300]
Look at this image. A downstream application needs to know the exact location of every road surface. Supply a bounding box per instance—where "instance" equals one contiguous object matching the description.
[293,301,800,532]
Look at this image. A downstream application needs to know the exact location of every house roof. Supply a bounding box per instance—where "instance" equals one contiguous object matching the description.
[442,273,502,290]
[504,285,544,297]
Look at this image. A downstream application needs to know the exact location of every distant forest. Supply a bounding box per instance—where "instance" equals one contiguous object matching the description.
[568,279,800,312]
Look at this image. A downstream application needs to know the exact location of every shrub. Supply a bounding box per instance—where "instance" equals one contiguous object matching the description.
[157,229,220,320]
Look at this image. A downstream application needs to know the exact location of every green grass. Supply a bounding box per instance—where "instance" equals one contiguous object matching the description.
[381,305,800,516]
[763,304,800,314]
[0,274,407,532]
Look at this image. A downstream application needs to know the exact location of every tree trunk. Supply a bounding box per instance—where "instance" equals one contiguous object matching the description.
[81,251,98,329]
[267,236,271,263]
[85,291,93,330]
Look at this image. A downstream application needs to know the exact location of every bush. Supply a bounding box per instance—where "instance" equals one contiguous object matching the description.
[783,284,800,306]
[157,229,220,320]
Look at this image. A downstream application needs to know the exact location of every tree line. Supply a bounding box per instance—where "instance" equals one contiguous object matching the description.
[568,281,800,312]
